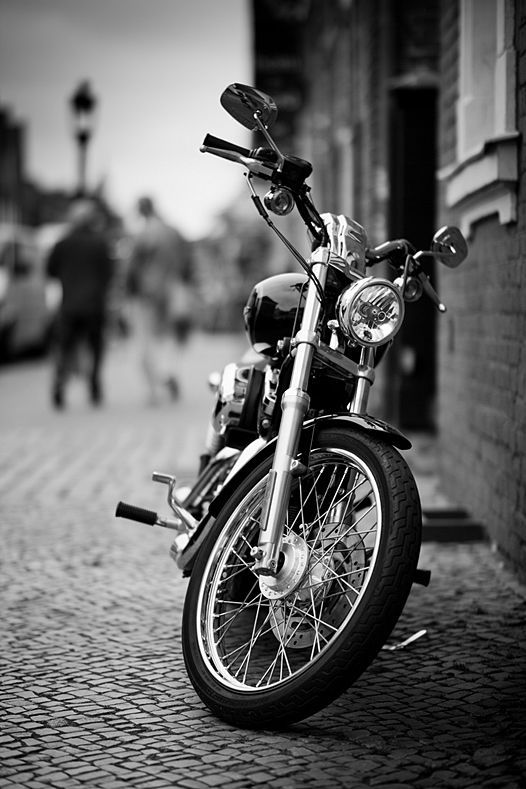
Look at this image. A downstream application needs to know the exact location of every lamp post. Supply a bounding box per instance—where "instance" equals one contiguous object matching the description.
[69,80,97,197]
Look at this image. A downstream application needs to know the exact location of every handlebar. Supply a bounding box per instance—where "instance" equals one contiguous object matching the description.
[201,134,251,157]
[365,238,415,263]
[201,134,275,178]
[201,134,313,192]
[366,238,447,311]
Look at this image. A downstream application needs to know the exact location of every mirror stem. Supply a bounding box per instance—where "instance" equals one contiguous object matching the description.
[252,111,284,168]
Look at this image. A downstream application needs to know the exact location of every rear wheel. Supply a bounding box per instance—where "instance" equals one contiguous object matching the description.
[182,427,421,728]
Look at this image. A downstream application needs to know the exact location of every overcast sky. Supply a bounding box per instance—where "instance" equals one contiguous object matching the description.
[0,0,252,238]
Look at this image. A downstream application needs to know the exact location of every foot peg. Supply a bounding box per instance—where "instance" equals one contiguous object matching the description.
[152,472,198,530]
[115,501,189,533]
[115,471,198,536]
[115,501,157,526]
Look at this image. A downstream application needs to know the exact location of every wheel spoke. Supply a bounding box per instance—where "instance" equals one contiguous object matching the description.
[213,590,264,644]
[220,608,273,668]
[307,580,327,658]
[319,465,353,529]
[291,465,326,537]
[258,604,293,685]
[200,447,384,691]
[309,518,377,577]
[234,598,270,682]
[284,599,339,638]
[307,475,366,538]
[213,586,261,623]
[237,595,271,682]
[297,563,367,594]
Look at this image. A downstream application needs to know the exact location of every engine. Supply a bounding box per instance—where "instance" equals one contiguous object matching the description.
[210,362,265,450]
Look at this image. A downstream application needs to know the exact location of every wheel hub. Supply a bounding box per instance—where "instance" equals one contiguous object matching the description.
[259,533,309,600]
[265,524,368,649]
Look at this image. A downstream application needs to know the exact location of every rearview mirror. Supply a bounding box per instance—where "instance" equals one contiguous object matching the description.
[431,226,468,268]
[220,83,278,131]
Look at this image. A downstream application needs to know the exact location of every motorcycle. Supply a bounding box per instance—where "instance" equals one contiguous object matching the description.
[116,83,468,729]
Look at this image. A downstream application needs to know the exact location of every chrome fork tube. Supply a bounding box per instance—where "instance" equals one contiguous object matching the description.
[349,347,375,414]
[252,247,330,576]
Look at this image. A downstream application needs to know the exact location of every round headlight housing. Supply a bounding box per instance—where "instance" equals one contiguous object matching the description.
[337,277,404,347]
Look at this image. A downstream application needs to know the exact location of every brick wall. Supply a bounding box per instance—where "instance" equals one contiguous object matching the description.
[437,0,526,581]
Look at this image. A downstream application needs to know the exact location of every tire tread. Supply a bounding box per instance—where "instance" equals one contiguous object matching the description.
[182,429,422,728]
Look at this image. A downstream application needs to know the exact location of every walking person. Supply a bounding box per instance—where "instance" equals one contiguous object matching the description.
[126,196,192,404]
[46,198,114,409]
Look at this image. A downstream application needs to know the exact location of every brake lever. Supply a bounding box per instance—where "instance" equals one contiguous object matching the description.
[416,270,447,313]
[200,145,274,178]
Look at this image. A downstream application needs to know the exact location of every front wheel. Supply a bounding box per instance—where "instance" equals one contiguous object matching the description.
[182,428,422,728]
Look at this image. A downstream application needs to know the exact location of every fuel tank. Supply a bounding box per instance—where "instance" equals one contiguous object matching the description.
[243,272,308,357]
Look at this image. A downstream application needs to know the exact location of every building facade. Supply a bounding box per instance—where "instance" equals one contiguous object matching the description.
[437,0,525,581]
[252,0,526,580]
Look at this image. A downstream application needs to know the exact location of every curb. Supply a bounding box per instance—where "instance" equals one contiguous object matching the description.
[422,507,486,542]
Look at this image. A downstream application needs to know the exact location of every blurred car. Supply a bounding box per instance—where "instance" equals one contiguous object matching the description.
[0,224,61,361]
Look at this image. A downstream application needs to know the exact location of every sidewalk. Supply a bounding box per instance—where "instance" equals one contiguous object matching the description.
[1,333,525,788]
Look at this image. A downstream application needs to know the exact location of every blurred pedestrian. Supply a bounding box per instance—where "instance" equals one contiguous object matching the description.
[46,198,114,409]
[126,196,193,404]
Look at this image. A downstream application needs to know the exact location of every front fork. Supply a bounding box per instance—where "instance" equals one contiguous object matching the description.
[252,247,330,576]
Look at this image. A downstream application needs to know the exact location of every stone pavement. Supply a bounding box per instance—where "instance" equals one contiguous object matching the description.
[1,332,525,789]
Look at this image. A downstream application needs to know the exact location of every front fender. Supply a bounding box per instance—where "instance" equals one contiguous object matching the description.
[211,413,410,518]
[313,413,411,449]
[178,412,410,575]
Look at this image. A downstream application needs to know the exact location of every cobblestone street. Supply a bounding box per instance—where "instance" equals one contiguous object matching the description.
[1,333,525,789]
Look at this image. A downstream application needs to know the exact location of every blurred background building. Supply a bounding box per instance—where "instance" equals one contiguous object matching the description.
[0,0,524,581]
[251,0,525,583]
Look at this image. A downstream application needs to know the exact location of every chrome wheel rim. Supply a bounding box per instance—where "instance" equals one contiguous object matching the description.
[196,447,382,691]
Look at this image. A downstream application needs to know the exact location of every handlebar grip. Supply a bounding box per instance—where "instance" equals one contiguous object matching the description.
[366,239,412,262]
[115,501,158,526]
[202,134,250,157]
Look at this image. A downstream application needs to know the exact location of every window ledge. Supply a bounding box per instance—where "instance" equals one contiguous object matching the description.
[438,134,519,237]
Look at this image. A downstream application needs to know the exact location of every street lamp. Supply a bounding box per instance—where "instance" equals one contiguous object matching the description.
[69,80,97,196]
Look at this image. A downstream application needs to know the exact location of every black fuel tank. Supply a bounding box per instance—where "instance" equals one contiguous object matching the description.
[243,272,308,357]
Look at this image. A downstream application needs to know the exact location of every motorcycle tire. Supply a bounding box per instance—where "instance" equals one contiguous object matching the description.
[181,427,421,729]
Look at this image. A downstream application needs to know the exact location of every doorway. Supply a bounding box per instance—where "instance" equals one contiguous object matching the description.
[388,86,438,431]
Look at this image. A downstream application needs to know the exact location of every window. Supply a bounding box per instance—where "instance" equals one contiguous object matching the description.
[442,0,518,236]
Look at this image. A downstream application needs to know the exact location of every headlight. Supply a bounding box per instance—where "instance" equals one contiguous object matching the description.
[337,277,404,347]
